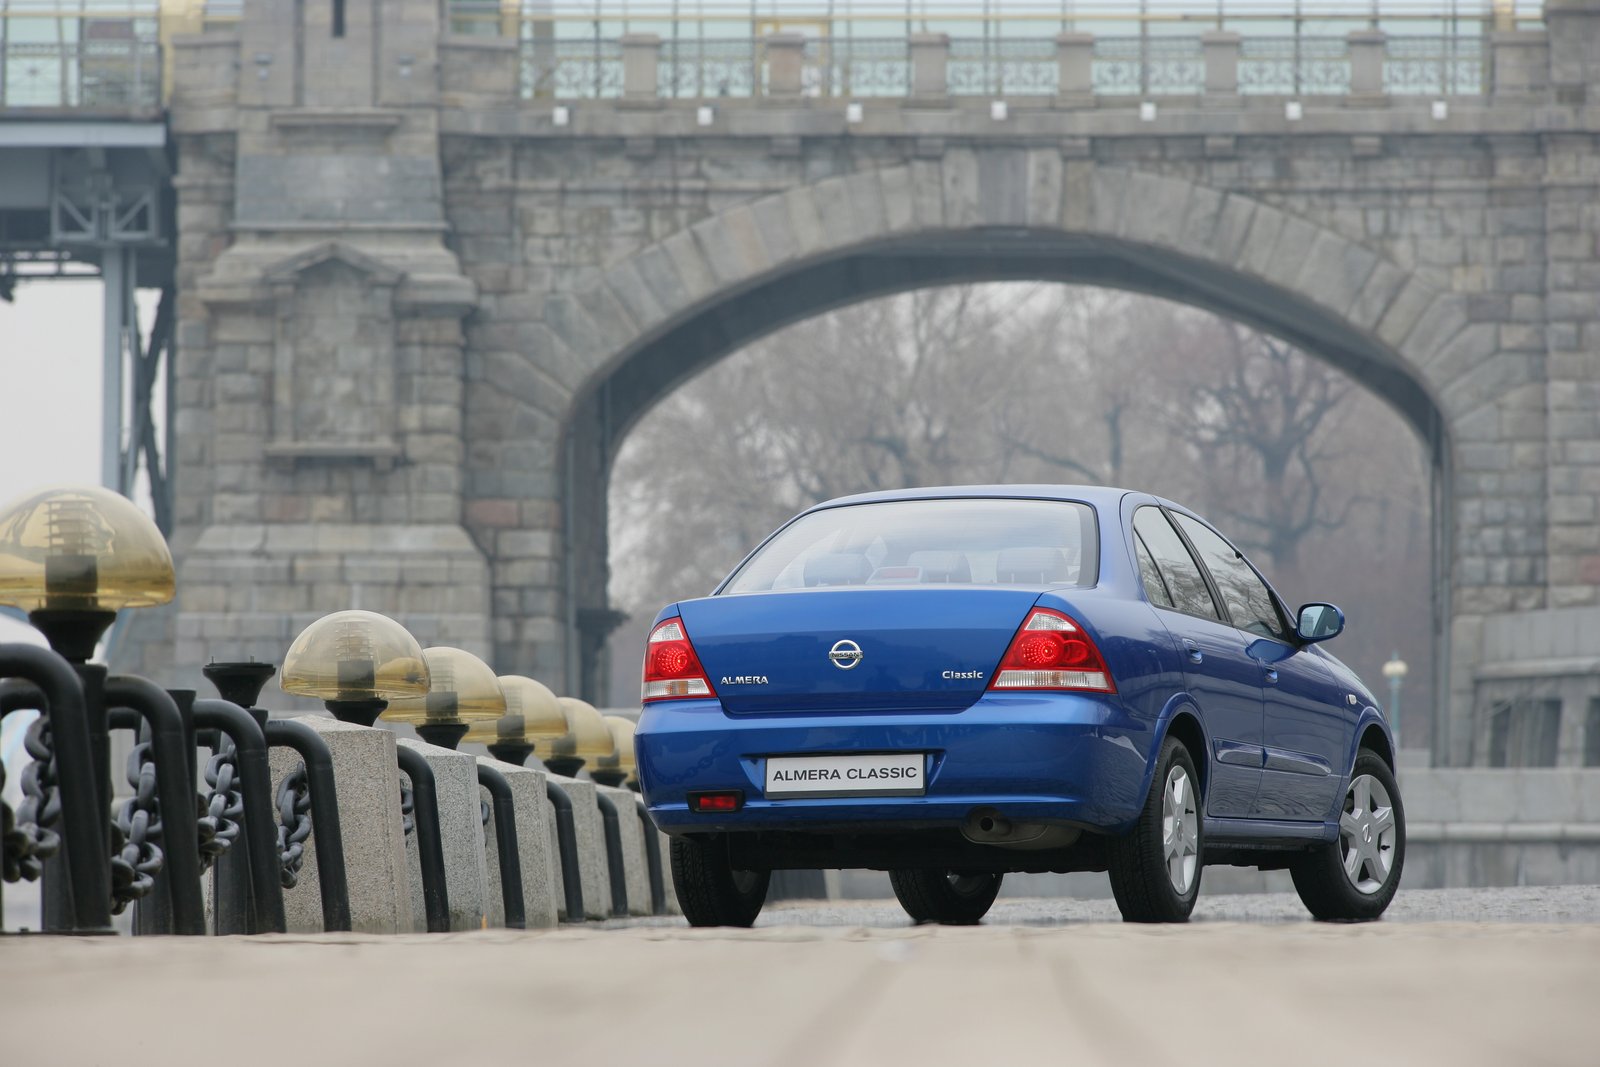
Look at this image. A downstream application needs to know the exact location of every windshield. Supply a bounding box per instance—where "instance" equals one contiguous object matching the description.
[721,498,1099,593]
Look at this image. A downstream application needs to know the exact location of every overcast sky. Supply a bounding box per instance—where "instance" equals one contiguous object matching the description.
[0,281,139,646]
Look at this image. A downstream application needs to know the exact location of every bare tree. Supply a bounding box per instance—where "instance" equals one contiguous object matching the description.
[1170,322,1359,570]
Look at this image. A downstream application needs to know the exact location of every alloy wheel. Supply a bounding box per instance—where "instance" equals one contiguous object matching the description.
[1339,773,1398,895]
[1162,764,1199,895]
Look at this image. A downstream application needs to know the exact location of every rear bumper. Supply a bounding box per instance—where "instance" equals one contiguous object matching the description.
[635,692,1156,836]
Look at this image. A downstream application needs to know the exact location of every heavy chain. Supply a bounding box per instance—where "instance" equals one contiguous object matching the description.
[196,744,243,874]
[399,775,415,837]
[4,714,62,883]
[110,741,164,912]
[275,764,313,889]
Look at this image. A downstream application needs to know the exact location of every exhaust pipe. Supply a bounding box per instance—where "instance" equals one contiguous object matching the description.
[962,807,1081,851]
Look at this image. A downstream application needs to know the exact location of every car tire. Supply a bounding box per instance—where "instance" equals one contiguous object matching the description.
[1108,736,1203,923]
[1290,749,1405,922]
[889,869,1003,925]
[670,834,770,927]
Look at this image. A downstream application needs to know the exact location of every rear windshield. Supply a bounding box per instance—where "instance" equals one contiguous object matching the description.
[721,498,1098,593]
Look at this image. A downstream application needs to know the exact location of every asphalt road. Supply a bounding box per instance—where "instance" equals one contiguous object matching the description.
[4,886,1598,1067]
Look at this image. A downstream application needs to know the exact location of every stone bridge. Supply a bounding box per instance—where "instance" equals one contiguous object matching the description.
[138,0,1600,767]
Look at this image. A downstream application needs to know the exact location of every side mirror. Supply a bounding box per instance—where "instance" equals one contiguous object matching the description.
[1296,603,1345,644]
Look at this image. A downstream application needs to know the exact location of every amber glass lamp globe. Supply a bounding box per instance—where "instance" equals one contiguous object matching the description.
[463,674,567,748]
[382,646,506,727]
[544,696,615,777]
[590,716,638,786]
[280,610,430,724]
[0,485,175,613]
[0,484,176,659]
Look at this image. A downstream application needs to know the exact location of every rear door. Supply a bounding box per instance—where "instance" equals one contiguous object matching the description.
[1132,506,1264,818]
[1168,513,1345,821]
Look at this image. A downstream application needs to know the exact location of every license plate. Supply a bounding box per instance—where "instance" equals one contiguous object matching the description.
[764,753,926,799]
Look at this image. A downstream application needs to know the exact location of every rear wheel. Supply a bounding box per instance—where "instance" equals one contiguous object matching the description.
[1290,750,1404,922]
[670,834,771,927]
[889,869,1003,925]
[1108,736,1202,923]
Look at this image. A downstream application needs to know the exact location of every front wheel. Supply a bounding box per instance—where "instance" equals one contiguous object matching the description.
[889,869,1003,925]
[670,834,770,927]
[1108,736,1203,923]
[1290,750,1404,921]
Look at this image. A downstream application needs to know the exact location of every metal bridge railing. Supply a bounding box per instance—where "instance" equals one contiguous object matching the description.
[1238,35,1352,96]
[1384,34,1484,95]
[522,36,623,99]
[0,32,160,109]
[948,37,1057,97]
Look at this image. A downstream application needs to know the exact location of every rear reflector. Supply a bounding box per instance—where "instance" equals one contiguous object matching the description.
[689,791,743,813]
[990,608,1115,692]
[642,616,717,702]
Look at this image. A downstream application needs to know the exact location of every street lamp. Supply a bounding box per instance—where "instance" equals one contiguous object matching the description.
[1381,651,1408,746]
[279,609,430,724]
[0,485,175,661]
[589,715,637,788]
[543,696,615,778]
[462,673,567,765]
[0,485,184,932]
[381,646,506,749]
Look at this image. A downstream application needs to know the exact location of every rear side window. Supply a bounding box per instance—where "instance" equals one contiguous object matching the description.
[1132,507,1219,620]
[722,498,1098,593]
[1134,531,1174,609]
[1170,513,1286,640]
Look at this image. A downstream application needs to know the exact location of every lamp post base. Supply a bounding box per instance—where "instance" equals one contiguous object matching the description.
[27,609,117,664]
[487,742,534,766]
[416,722,468,750]
[323,699,388,727]
[543,756,585,778]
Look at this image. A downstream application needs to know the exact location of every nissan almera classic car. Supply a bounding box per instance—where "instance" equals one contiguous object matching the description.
[635,486,1404,927]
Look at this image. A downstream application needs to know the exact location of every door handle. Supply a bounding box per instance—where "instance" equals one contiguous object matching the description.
[1183,640,1203,665]
[1264,668,1279,685]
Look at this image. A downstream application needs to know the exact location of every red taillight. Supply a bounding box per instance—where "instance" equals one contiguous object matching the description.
[642,617,716,702]
[989,608,1116,693]
[689,791,743,813]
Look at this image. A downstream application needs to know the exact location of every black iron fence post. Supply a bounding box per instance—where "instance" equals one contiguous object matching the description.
[0,646,112,934]
[190,698,286,934]
[545,780,585,922]
[396,745,450,932]
[263,718,351,932]
[637,798,667,916]
[477,763,525,930]
[104,676,206,935]
[593,790,629,918]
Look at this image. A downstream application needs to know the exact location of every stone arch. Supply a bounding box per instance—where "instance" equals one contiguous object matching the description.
[530,160,1518,763]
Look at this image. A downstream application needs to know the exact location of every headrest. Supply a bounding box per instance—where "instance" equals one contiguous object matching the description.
[906,550,971,583]
[995,547,1071,584]
[804,552,873,587]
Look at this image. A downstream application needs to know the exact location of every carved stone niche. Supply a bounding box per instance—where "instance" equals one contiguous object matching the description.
[261,242,404,471]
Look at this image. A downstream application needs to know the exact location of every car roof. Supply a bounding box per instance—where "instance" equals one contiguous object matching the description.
[803,485,1139,513]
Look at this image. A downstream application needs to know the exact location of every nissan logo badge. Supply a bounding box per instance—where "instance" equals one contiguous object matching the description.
[828,639,864,670]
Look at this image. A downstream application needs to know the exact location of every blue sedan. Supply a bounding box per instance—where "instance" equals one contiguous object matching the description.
[636,486,1404,926]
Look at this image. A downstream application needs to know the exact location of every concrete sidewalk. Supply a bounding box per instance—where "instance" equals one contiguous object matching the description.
[3,909,1597,1067]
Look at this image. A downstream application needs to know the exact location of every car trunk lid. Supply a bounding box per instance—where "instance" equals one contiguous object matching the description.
[676,587,1045,713]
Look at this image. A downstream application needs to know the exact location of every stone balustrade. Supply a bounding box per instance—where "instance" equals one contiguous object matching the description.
[426,26,1554,106]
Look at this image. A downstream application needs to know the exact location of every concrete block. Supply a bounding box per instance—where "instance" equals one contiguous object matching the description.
[398,738,491,932]
[545,773,610,920]
[477,757,559,929]
[267,716,413,934]
[599,785,653,916]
